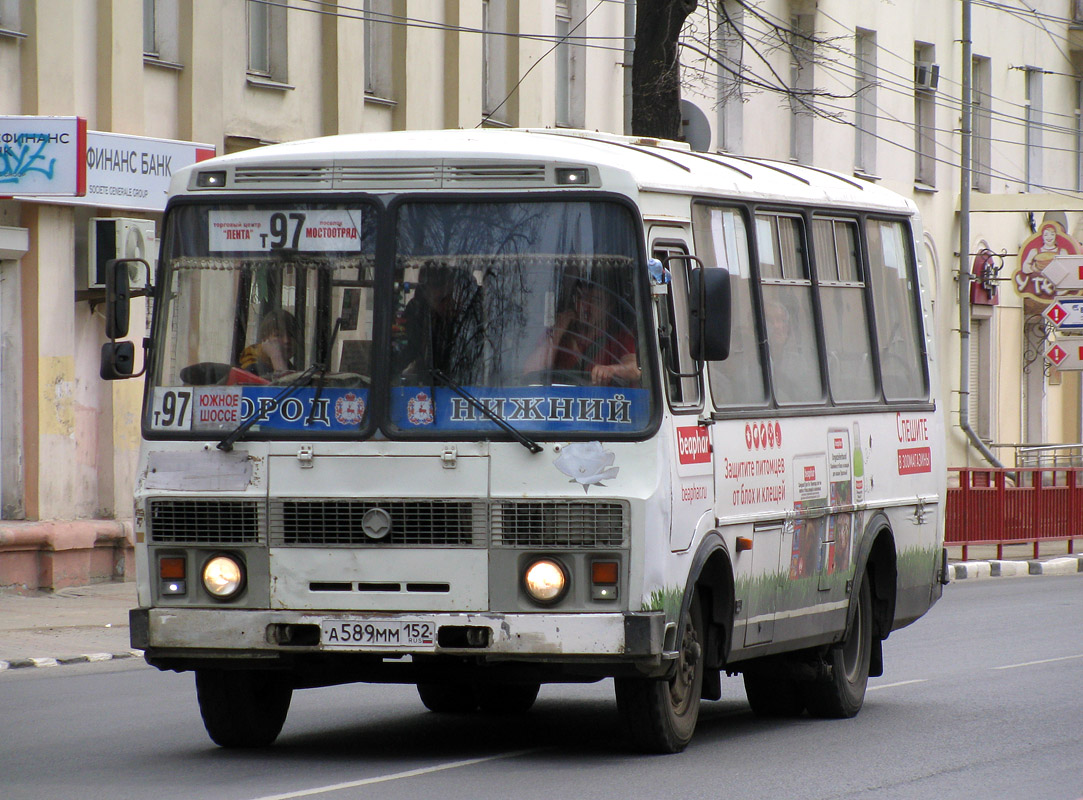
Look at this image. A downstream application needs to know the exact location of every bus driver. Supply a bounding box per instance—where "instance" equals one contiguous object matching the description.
[527,279,641,386]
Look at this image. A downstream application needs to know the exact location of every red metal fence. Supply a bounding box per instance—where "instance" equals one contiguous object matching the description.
[945,468,1083,560]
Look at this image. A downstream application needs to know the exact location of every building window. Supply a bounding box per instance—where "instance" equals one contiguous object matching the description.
[555,0,584,127]
[364,0,393,98]
[1025,67,1043,191]
[143,0,156,55]
[914,42,937,187]
[0,0,21,36]
[483,0,509,123]
[247,0,288,83]
[972,55,991,193]
[969,309,994,442]
[789,13,815,164]
[854,28,876,176]
[143,0,179,64]
[717,0,744,153]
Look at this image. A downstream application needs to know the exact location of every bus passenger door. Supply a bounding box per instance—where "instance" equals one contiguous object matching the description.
[650,233,711,554]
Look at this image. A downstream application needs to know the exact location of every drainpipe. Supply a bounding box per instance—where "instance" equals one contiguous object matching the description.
[623,0,635,135]
[958,0,1004,468]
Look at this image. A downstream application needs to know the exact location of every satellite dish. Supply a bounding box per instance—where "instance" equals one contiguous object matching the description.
[679,100,712,153]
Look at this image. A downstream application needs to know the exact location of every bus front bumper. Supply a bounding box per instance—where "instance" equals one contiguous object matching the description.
[131,607,668,664]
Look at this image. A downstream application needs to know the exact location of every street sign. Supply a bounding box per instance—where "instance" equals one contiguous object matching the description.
[1043,299,1083,331]
[1042,256,1083,290]
[1045,340,1083,370]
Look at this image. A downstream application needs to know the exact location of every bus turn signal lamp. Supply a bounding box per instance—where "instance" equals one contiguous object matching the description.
[736,537,753,552]
[159,556,186,595]
[523,558,568,605]
[202,555,245,600]
[591,560,619,601]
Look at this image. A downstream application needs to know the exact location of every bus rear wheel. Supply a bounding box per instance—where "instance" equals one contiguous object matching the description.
[803,573,872,718]
[476,682,541,714]
[614,598,704,753]
[195,669,293,748]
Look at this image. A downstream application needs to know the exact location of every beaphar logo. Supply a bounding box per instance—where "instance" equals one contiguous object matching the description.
[676,426,712,465]
[745,421,782,451]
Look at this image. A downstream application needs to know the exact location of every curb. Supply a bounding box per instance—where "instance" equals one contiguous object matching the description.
[0,650,142,673]
[947,554,1083,581]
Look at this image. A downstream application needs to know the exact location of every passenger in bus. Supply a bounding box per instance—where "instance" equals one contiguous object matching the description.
[527,279,640,386]
[397,265,484,383]
[239,309,298,377]
[764,297,819,402]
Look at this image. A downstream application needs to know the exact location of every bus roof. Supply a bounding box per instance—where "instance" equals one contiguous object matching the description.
[175,128,915,215]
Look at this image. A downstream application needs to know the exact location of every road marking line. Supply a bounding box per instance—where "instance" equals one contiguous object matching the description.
[993,653,1083,671]
[247,749,538,800]
[867,679,928,692]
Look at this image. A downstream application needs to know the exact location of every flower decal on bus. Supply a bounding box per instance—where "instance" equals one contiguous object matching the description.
[554,441,619,492]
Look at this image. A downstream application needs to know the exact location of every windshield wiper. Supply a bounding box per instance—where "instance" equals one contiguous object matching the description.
[306,316,344,426]
[431,369,542,454]
[217,362,323,452]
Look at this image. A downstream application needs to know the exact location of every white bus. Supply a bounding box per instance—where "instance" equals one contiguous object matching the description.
[103,129,945,753]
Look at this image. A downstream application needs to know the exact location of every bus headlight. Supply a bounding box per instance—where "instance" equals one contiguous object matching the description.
[523,558,568,605]
[202,555,245,599]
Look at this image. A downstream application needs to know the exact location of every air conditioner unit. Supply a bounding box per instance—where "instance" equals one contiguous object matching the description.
[88,218,157,290]
[914,62,940,91]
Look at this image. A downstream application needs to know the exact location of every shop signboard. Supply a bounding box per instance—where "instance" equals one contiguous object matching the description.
[0,116,86,196]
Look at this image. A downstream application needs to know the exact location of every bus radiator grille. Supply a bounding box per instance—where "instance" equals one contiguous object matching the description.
[147,499,263,544]
[491,501,628,548]
[269,499,487,546]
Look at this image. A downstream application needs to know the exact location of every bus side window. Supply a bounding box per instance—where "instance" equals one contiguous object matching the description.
[812,218,878,403]
[757,213,824,405]
[691,204,767,408]
[651,243,700,407]
[866,219,928,401]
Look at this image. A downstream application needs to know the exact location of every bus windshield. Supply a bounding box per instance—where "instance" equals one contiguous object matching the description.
[147,198,653,439]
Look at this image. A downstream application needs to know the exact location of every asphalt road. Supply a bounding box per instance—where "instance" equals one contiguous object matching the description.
[2,576,1081,800]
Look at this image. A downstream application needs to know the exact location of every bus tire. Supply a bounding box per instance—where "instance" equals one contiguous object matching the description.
[743,667,805,717]
[803,573,872,719]
[195,669,292,748]
[416,682,479,713]
[614,598,704,753]
[475,682,541,714]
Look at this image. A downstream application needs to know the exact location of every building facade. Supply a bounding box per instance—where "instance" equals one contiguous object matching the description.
[0,0,1079,589]
[680,0,1083,473]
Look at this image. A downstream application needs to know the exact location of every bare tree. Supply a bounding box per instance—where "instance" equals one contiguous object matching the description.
[632,0,699,140]
[632,0,857,141]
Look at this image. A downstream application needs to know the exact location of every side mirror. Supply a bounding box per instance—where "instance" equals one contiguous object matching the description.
[100,341,135,380]
[689,267,731,362]
[104,258,132,339]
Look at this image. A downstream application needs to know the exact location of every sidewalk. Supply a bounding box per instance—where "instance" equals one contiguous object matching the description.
[2,550,1082,674]
[0,580,139,672]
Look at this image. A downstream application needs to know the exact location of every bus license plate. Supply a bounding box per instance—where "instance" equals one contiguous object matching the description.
[320,619,436,648]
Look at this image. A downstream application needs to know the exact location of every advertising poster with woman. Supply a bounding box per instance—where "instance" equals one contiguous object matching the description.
[1014,221,1081,300]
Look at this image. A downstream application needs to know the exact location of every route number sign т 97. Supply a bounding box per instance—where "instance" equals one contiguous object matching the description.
[208,209,363,252]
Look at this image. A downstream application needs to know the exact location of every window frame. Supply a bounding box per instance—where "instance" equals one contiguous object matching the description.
[691,198,932,419]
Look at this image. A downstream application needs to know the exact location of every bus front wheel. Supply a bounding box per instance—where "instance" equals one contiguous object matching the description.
[416,682,479,713]
[195,669,293,748]
[614,598,704,753]
[803,573,872,718]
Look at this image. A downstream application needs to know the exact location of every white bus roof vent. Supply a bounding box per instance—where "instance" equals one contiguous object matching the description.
[232,165,335,188]
[443,162,547,186]
[334,163,443,189]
